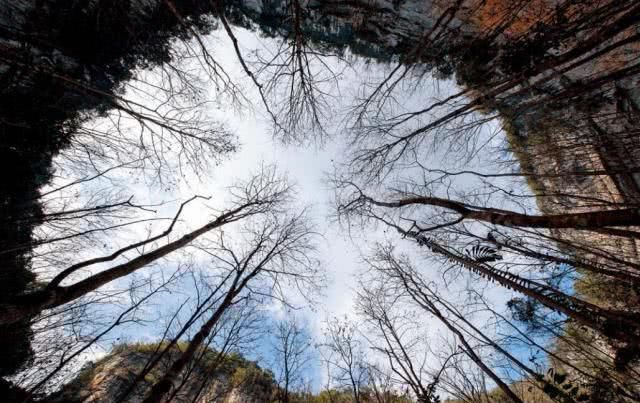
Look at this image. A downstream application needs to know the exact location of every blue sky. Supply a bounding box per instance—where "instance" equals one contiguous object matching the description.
[27,23,549,395]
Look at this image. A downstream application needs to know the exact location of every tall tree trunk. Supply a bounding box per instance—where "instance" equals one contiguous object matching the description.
[142,266,261,403]
[141,290,237,403]
[396,226,640,345]
[404,286,524,403]
[0,206,249,325]
[367,195,640,231]
[485,235,640,285]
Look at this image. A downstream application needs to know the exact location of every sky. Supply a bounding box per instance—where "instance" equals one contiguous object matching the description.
[28,22,544,393]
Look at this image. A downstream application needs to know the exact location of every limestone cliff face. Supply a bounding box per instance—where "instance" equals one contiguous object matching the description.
[50,346,275,403]
[228,0,439,55]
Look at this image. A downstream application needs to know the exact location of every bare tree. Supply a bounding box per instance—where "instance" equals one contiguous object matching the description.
[22,268,186,398]
[339,181,640,234]
[248,0,341,143]
[0,168,293,325]
[364,244,640,402]
[364,245,525,403]
[320,317,370,403]
[334,172,640,350]
[339,0,640,179]
[271,315,313,403]
[140,206,319,403]
[356,281,445,403]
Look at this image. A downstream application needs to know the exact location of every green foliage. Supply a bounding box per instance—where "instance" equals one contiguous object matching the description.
[230,363,276,397]
[506,297,544,331]
[61,343,417,403]
[287,387,412,403]
[543,368,589,402]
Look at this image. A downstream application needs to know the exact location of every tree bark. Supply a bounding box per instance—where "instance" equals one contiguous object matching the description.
[142,265,262,403]
[0,205,251,325]
[141,290,237,403]
[393,225,640,345]
[367,195,640,230]
[403,284,524,403]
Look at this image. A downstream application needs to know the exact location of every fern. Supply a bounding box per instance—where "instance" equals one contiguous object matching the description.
[464,244,503,263]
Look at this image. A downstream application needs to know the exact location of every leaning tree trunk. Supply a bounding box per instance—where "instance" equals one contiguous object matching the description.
[400,227,640,345]
[406,289,525,403]
[0,205,249,326]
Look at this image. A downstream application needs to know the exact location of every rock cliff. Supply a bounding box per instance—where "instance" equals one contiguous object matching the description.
[48,344,275,403]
